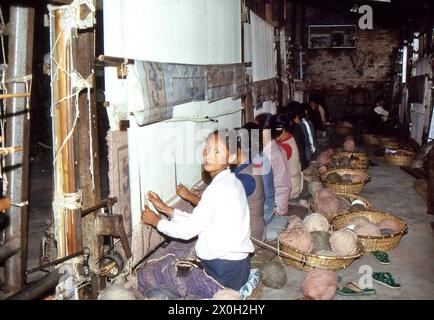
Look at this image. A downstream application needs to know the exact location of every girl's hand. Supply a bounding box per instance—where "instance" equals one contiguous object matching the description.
[190,189,203,198]
[141,205,160,228]
[176,184,192,201]
[147,191,173,216]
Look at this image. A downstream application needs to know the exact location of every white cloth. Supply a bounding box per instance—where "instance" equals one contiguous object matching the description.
[157,169,254,261]
[374,106,389,122]
[302,119,316,153]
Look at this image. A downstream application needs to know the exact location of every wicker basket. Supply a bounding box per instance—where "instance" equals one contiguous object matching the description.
[331,211,408,252]
[336,193,374,211]
[334,126,352,135]
[330,151,369,169]
[322,169,369,195]
[379,136,400,149]
[278,240,364,271]
[362,134,380,146]
[385,149,415,167]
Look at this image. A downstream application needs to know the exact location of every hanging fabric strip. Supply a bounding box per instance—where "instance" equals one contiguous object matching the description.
[205,63,247,103]
[251,77,278,108]
[128,60,206,126]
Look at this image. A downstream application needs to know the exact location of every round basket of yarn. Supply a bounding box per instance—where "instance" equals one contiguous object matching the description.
[213,289,241,300]
[278,228,314,254]
[260,261,288,289]
[302,213,330,233]
[329,229,358,257]
[311,231,332,254]
[354,222,382,237]
[301,268,338,300]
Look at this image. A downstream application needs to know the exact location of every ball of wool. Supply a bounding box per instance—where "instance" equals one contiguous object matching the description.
[308,180,323,197]
[313,187,336,204]
[98,285,137,300]
[343,139,356,152]
[317,152,332,165]
[327,172,343,184]
[287,215,303,232]
[213,289,241,300]
[314,196,341,219]
[301,269,338,300]
[318,165,328,176]
[260,261,288,289]
[329,229,358,257]
[354,222,382,237]
[348,216,371,227]
[350,174,365,184]
[278,228,314,253]
[325,148,335,156]
[302,213,330,233]
[311,231,332,253]
[377,219,401,233]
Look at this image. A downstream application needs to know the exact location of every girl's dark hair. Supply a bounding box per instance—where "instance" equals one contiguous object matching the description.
[296,104,308,119]
[275,113,291,132]
[242,122,264,161]
[255,113,281,139]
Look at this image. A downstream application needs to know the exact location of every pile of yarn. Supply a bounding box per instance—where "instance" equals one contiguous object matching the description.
[278,228,314,254]
[286,215,303,232]
[329,229,358,256]
[301,268,338,300]
[312,188,344,219]
[354,223,381,237]
[311,231,332,253]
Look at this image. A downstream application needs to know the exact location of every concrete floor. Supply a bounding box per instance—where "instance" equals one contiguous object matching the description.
[260,152,434,300]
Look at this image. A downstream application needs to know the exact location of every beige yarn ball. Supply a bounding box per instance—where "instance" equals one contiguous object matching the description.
[377,219,401,233]
[330,229,358,257]
[313,187,336,204]
[354,223,381,237]
[278,228,314,253]
[343,139,356,152]
[317,152,332,165]
[213,289,241,300]
[302,213,330,233]
[301,269,338,300]
[348,216,371,228]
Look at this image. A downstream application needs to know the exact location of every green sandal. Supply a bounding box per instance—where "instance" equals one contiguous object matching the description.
[371,251,391,265]
[337,282,377,296]
[373,272,401,290]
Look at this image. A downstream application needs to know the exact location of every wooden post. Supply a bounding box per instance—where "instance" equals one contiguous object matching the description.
[50,7,83,259]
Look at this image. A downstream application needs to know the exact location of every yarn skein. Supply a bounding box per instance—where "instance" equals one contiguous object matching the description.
[377,219,401,233]
[301,269,338,300]
[260,261,288,289]
[329,229,358,257]
[302,213,330,233]
[354,222,381,237]
[286,215,303,232]
[311,231,332,253]
[278,228,314,253]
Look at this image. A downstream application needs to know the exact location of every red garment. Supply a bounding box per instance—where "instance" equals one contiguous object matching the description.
[278,134,294,160]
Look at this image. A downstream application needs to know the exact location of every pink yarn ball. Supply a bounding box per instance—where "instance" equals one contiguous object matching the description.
[377,219,401,233]
[317,152,332,165]
[350,174,365,184]
[330,229,358,257]
[287,215,303,232]
[301,269,338,300]
[354,223,382,237]
[348,216,371,228]
[313,187,336,204]
[278,228,314,253]
[314,196,341,219]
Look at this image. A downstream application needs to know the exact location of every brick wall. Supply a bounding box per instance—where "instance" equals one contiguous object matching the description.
[304,7,400,116]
